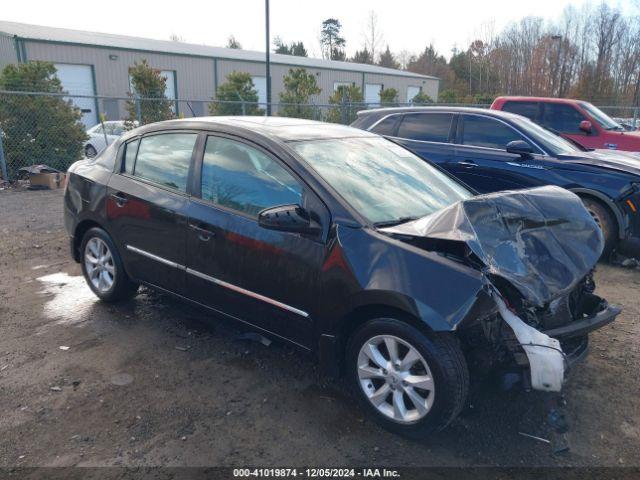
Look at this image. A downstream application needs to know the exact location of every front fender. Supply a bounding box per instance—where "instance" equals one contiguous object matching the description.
[318,225,496,335]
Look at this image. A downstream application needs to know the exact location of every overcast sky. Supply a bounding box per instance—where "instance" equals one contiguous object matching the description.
[2,0,637,59]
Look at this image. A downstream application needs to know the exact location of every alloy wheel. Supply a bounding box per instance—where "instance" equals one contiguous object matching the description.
[84,237,115,293]
[357,334,435,424]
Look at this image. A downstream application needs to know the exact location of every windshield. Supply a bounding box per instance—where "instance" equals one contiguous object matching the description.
[580,102,624,131]
[510,116,580,155]
[291,137,471,225]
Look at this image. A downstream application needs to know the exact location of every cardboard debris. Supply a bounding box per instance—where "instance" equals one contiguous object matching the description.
[18,164,67,190]
[29,172,67,190]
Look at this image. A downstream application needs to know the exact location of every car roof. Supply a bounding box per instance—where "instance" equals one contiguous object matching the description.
[356,106,525,121]
[131,116,377,142]
[494,96,586,104]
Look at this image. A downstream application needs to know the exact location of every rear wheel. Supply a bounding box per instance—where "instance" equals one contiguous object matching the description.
[80,227,138,302]
[581,197,616,258]
[346,318,468,438]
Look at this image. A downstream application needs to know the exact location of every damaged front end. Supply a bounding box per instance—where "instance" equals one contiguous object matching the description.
[382,186,621,392]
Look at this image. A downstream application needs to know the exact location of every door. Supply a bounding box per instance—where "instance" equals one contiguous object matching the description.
[450,114,548,193]
[160,70,177,114]
[540,103,597,149]
[54,63,97,128]
[365,83,382,106]
[128,70,177,114]
[407,86,421,103]
[186,135,327,348]
[389,113,457,168]
[106,132,199,295]
[252,76,267,110]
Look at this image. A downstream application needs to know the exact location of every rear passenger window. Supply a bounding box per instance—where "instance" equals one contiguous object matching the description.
[123,139,139,175]
[502,101,539,121]
[397,113,453,143]
[541,104,587,134]
[462,115,525,149]
[201,136,302,217]
[133,133,197,192]
[371,116,400,136]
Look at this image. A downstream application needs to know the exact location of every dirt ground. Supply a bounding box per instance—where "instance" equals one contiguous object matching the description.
[0,187,639,468]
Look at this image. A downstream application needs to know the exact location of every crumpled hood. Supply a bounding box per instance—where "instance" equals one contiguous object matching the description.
[559,148,640,176]
[381,186,603,307]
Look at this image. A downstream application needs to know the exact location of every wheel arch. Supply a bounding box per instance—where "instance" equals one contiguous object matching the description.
[570,187,624,239]
[72,219,110,262]
[319,303,438,378]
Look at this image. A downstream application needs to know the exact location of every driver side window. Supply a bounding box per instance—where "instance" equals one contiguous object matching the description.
[201,136,302,217]
[462,115,529,150]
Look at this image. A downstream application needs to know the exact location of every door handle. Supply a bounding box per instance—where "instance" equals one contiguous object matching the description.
[189,223,215,241]
[110,192,129,206]
[457,161,477,168]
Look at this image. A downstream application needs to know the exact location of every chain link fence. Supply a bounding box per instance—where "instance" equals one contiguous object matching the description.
[0,89,638,182]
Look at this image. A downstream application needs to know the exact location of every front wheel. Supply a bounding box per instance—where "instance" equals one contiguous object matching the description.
[80,227,138,302]
[346,318,468,438]
[581,197,616,258]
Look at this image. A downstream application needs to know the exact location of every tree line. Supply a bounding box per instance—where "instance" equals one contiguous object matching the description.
[224,5,639,107]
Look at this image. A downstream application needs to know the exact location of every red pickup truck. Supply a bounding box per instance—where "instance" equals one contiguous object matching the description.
[491,96,640,153]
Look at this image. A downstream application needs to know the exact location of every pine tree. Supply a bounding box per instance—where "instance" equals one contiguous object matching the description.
[210,71,264,116]
[0,61,87,178]
[126,60,174,125]
[279,68,321,119]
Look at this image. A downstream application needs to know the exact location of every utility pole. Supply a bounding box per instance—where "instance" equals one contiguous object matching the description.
[265,0,271,116]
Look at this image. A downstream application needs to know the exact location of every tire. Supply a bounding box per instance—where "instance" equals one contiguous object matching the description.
[581,197,617,258]
[80,227,138,302]
[85,144,98,158]
[346,318,468,438]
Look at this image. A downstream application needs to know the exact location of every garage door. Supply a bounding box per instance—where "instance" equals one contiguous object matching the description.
[365,83,382,107]
[54,64,97,128]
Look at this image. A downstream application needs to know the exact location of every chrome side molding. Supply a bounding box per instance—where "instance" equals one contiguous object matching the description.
[125,244,309,318]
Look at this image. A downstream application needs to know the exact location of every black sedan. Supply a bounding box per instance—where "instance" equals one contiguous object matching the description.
[64,117,618,438]
[352,107,640,257]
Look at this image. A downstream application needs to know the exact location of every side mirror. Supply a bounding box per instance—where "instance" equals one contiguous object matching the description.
[506,140,534,158]
[258,204,321,235]
[579,120,593,134]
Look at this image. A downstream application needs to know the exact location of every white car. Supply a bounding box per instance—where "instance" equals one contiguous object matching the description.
[84,121,131,157]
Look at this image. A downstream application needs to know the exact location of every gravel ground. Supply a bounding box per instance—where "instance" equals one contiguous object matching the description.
[0,188,639,468]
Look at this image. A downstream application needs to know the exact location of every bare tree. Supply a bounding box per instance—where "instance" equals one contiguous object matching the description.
[363,11,384,63]
[397,50,413,70]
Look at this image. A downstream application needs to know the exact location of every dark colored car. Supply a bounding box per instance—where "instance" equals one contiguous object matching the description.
[352,106,640,256]
[491,96,640,152]
[64,117,618,437]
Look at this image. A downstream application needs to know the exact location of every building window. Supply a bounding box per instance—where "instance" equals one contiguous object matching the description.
[333,81,352,91]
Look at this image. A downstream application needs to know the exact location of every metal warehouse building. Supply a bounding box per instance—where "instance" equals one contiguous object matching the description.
[0,21,438,128]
